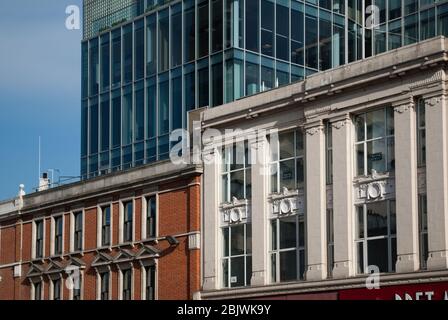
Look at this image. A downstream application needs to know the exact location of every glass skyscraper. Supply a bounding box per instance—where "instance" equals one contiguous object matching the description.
[81,0,448,179]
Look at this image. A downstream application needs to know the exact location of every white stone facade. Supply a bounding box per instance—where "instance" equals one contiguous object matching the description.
[199,37,448,299]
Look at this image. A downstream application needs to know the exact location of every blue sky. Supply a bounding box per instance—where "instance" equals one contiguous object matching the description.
[0,0,82,199]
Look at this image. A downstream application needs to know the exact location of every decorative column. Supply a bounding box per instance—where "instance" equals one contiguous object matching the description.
[393,99,420,272]
[425,94,448,270]
[202,146,220,290]
[305,120,327,281]
[331,115,355,278]
[249,135,269,286]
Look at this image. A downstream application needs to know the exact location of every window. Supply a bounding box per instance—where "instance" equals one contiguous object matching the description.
[198,60,209,108]
[355,108,395,176]
[158,75,170,135]
[122,86,133,147]
[419,195,428,270]
[52,278,62,300]
[212,0,224,53]
[276,2,290,62]
[305,6,318,69]
[417,99,426,167]
[74,212,83,252]
[35,220,44,259]
[146,15,157,76]
[102,206,111,247]
[319,10,332,70]
[159,9,170,72]
[221,142,251,202]
[100,95,110,152]
[327,209,334,277]
[198,0,210,58]
[123,25,133,84]
[33,281,42,300]
[171,4,182,67]
[145,266,156,300]
[246,0,259,52]
[123,201,134,243]
[112,90,121,149]
[291,2,304,66]
[438,4,448,36]
[269,130,305,193]
[100,271,110,300]
[245,58,259,96]
[420,9,435,41]
[270,215,306,282]
[261,0,275,57]
[212,57,224,107]
[135,19,145,81]
[100,34,110,91]
[135,82,145,143]
[111,29,121,88]
[222,224,252,288]
[54,216,63,255]
[146,196,157,239]
[89,38,99,96]
[122,269,132,300]
[184,1,195,63]
[73,274,82,300]
[326,122,333,185]
[355,200,397,274]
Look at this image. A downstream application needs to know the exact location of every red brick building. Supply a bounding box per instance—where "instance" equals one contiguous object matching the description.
[0,161,202,300]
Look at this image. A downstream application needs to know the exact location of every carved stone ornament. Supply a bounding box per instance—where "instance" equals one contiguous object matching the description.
[332,119,348,130]
[355,176,395,202]
[394,104,412,114]
[424,96,443,108]
[270,187,304,215]
[221,197,249,224]
[305,125,323,136]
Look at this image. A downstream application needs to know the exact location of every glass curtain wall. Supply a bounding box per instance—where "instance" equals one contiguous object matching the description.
[84,0,448,178]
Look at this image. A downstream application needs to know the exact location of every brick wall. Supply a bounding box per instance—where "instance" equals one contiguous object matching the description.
[0,173,201,300]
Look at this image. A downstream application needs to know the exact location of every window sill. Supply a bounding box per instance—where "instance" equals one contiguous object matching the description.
[69,250,85,257]
[119,242,135,248]
[97,246,113,253]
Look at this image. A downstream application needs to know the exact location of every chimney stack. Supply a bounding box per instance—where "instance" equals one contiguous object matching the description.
[38,172,50,191]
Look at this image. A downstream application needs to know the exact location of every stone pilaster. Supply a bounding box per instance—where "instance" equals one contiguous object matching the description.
[393,99,420,272]
[305,120,327,281]
[202,146,220,290]
[330,115,355,278]
[249,136,269,286]
[425,94,448,270]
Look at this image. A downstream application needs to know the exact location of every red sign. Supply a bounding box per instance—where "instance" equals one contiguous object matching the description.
[339,282,448,300]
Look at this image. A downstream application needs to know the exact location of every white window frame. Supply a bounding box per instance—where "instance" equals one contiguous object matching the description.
[221,223,252,288]
[32,219,45,260]
[221,141,251,203]
[49,276,63,300]
[51,214,64,256]
[268,129,305,194]
[70,210,85,253]
[325,122,333,185]
[96,268,112,300]
[119,198,135,244]
[141,262,157,300]
[269,213,306,283]
[418,194,428,270]
[97,204,113,248]
[142,194,158,240]
[118,267,134,300]
[31,278,44,301]
[354,107,395,177]
[355,200,397,275]
[417,98,426,167]
[69,270,84,300]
